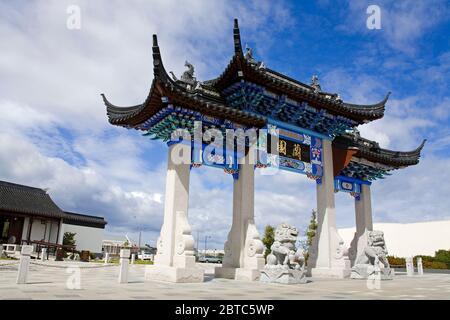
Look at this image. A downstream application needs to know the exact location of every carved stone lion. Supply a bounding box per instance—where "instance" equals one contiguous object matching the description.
[261,223,307,284]
[266,224,305,270]
[351,230,393,280]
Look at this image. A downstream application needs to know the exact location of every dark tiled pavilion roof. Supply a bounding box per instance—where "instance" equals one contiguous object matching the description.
[0,180,63,219]
[63,211,107,229]
[0,180,107,228]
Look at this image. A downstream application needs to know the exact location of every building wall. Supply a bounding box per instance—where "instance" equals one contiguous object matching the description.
[48,221,59,243]
[339,220,450,257]
[62,223,104,253]
[30,219,46,241]
[21,217,29,241]
[26,219,60,243]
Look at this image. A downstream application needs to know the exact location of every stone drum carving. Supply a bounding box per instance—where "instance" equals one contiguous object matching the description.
[350,230,393,280]
[260,223,307,284]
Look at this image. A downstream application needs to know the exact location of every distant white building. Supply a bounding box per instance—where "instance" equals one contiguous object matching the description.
[102,235,137,256]
[198,249,225,256]
[102,235,156,256]
[339,220,450,257]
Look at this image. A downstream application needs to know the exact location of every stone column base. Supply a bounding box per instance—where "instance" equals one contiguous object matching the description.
[350,265,394,280]
[310,267,351,279]
[260,268,307,284]
[145,265,204,283]
[215,267,261,281]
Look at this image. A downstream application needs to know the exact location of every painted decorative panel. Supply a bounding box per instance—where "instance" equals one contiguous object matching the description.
[259,123,323,178]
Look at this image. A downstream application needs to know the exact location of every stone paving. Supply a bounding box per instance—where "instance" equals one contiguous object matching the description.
[1,261,449,300]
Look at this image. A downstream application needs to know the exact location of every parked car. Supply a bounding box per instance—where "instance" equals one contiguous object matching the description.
[204,257,222,264]
[138,251,153,260]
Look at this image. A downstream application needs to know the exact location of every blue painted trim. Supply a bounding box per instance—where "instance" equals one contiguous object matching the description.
[278,134,309,145]
[267,119,332,140]
[274,164,307,176]
[335,175,371,186]
[166,138,183,147]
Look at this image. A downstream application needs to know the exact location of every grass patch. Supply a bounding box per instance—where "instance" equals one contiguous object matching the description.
[132,260,154,265]
[88,259,153,265]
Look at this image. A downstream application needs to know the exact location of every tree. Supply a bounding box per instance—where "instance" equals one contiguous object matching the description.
[306,209,317,247]
[262,225,275,258]
[61,232,76,259]
[304,209,318,264]
[63,232,76,247]
[434,249,450,265]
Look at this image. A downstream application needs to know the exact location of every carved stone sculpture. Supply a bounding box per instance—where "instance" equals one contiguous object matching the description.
[244,44,257,64]
[310,75,322,92]
[350,230,393,280]
[170,61,198,90]
[260,223,307,284]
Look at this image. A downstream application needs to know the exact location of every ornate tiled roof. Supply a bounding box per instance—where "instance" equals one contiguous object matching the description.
[103,19,425,173]
[104,36,265,129]
[103,19,389,129]
[213,19,389,123]
[333,134,426,168]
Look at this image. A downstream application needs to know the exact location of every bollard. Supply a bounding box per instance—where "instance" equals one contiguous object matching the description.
[118,249,130,284]
[131,253,135,265]
[417,257,423,276]
[104,252,109,265]
[41,248,47,261]
[16,245,33,284]
[406,257,414,276]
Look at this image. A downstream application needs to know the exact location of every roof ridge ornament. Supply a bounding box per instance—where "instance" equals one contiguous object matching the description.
[244,43,266,69]
[310,75,322,92]
[244,44,257,64]
[170,60,198,91]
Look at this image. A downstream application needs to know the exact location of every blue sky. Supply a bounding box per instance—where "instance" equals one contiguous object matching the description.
[0,0,449,249]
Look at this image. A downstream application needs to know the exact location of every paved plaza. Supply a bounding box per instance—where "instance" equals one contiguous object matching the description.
[0,261,449,300]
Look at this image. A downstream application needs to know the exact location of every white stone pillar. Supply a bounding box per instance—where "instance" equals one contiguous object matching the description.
[308,139,351,278]
[131,253,135,265]
[118,249,130,284]
[406,257,414,276]
[104,252,109,265]
[349,184,373,265]
[215,150,265,281]
[41,248,47,261]
[145,143,204,283]
[417,257,423,276]
[57,221,64,245]
[16,245,33,284]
